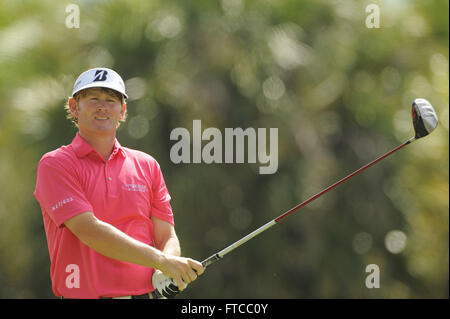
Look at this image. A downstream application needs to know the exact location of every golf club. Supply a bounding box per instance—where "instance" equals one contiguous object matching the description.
[152,98,439,298]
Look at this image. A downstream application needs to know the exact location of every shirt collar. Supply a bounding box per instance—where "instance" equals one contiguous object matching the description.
[71,132,126,160]
[112,138,127,159]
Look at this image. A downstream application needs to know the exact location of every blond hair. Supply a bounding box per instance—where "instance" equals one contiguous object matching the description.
[64,88,127,128]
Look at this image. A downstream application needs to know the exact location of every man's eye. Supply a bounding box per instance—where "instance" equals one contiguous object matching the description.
[90,98,98,101]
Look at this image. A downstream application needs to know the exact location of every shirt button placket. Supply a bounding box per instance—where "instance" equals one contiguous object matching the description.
[105,163,111,192]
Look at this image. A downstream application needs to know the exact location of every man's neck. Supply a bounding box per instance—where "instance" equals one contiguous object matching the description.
[78,130,116,161]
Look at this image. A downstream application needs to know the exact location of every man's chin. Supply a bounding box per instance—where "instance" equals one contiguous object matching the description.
[80,124,117,135]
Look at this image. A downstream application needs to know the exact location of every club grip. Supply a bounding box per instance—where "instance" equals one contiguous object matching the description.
[202,253,222,267]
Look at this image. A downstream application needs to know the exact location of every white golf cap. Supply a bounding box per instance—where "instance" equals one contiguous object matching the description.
[72,67,128,99]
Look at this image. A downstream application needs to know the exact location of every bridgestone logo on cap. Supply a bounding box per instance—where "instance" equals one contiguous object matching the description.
[93,70,108,82]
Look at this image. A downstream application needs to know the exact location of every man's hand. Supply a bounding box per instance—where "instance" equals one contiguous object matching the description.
[152,256,205,298]
[157,255,205,291]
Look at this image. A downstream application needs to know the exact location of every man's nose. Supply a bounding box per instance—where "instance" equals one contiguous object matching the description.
[96,100,107,109]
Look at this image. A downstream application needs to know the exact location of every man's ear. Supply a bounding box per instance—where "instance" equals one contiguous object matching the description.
[120,103,127,119]
[68,97,78,117]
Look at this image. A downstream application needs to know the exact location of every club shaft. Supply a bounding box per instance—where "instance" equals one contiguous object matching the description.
[274,137,415,222]
[201,220,276,266]
[202,137,415,268]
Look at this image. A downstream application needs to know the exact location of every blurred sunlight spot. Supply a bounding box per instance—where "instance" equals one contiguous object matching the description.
[429,53,449,76]
[430,54,449,95]
[385,230,407,254]
[432,73,449,96]
[331,0,361,21]
[125,77,147,101]
[13,78,65,113]
[78,20,100,43]
[383,0,410,28]
[87,46,114,68]
[352,232,373,254]
[310,72,347,110]
[146,11,183,41]
[268,23,312,70]
[351,135,376,162]
[409,75,431,97]
[262,76,285,100]
[158,15,182,38]
[127,115,149,139]
[22,115,50,140]
[384,0,409,12]
[166,73,190,105]
[403,14,429,37]
[221,0,244,17]
[13,88,36,111]
[0,19,42,62]
[136,100,158,120]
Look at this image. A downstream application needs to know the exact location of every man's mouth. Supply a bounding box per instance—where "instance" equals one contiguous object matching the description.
[94,116,109,120]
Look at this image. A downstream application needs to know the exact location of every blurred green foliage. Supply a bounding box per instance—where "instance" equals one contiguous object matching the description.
[0,0,448,298]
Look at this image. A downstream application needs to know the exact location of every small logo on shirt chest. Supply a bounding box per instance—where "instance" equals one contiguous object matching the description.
[123,184,148,192]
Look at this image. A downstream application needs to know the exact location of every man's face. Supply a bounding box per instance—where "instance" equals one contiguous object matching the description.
[70,88,126,135]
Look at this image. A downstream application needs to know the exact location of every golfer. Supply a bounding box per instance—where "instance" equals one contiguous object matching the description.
[34,68,204,299]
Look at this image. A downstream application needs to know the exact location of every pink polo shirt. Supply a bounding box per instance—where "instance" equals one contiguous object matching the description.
[34,133,174,298]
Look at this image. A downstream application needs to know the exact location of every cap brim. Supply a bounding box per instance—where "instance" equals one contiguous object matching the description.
[72,82,128,99]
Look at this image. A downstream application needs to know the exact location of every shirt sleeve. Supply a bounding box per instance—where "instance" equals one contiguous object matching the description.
[34,157,94,227]
[150,160,174,225]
